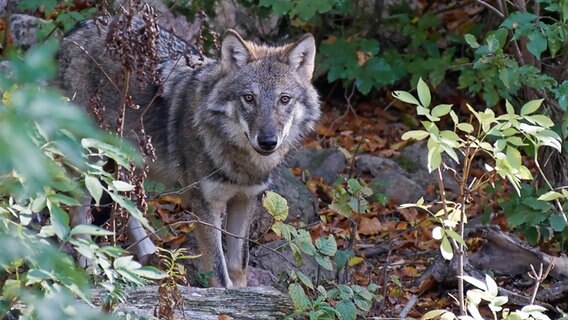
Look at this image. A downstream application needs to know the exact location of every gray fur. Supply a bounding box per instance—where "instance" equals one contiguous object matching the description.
[55,17,320,287]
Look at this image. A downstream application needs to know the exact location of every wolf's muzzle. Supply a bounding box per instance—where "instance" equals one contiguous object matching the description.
[257,134,278,152]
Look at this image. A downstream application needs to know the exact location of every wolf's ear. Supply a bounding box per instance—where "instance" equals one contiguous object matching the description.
[221,29,251,72]
[284,34,316,81]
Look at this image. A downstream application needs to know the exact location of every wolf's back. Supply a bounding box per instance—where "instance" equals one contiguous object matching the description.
[54,18,199,132]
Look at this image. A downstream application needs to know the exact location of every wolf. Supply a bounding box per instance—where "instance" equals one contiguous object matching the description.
[54,17,320,287]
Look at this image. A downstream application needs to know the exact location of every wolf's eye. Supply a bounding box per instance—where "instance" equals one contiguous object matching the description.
[280,95,291,104]
[243,94,255,103]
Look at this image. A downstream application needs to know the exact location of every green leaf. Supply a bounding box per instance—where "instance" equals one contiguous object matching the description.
[85,175,103,206]
[31,195,47,212]
[48,193,81,206]
[547,25,563,58]
[417,105,430,117]
[392,91,420,106]
[19,0,57,14]
[536,129,562,151]
[131,266,167,280]
[446,229,467,247]
[114,255,141,269]
[422,310,451,320]
[506,100,515,114]
[262,191,288,221]
[417,78,431,108]
[440,236,453,260]
[456,123,474,133]
[111,180,135,192]
[426,143,442,172]
[525,115,555,128]
[506,136,525,146]
[107,191,153,232]
[464,34,480,48]
[295,271,314,290]
[431,104,453,118]
[314,254,334,271]
[289,283,310,311]
[501,12,538,29]
[537,191,564,201]
[347,178,362,194]
[290,243,303,265]
[354,296,371,311]
[550,213,567,232]
[506,145,522,169]
[520,99,544,115]
[508,210,528,227]
[296,230,317,255]
[315,235,337,256]
[291,0,335,21]
[440,143,460,164]
[334,249,354,271]
[81,138,135,167]
[527,31,547,60]
[70,224,114,237]
[401,130,429,141]
[25,269,52,286]
[259,0,293,15]
[335,300,357,320]
[46,200,70,239]
[339,285,354,299]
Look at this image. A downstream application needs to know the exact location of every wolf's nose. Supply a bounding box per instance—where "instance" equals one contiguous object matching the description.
[257,135,278,151]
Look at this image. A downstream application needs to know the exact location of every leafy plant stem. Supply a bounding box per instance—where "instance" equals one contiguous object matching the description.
[436,167,465,315]
[528,263,553,305]
[534,149,568,225]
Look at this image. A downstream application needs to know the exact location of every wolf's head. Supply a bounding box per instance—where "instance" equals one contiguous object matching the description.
[208,30,320,157]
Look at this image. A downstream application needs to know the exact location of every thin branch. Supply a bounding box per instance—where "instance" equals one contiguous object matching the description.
[475,0,504,18]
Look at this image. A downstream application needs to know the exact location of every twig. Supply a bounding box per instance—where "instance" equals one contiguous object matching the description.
[323,84,358,146]
[377,243,393,315]
[475,0,504,18]
[534,152,568,225]
[399,294,418,319]
[527,261,554,305]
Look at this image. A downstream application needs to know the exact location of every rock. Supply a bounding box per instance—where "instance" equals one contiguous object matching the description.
[271,166,318,223]
[355,154,424,204]
[92,285,293,320]
[213,1,280,38]
[398,142,460,194]
[6,14,62,50]
[249,166,319,239]
[135,0,204,44]
[250,240,335,282]
[288,148,347,183]
[247,266,278,287]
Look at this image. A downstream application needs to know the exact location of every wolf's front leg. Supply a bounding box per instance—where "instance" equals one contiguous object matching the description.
[192,198,233,287]
[226,195,256,287]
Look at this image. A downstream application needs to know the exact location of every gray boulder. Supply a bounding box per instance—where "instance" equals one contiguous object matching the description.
[355,154,424,204]
[398,141,460,194]
[250,240,335,283]
[288,148,347,183]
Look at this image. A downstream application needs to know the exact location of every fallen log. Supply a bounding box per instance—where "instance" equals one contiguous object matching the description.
[468,225,568,280]
[412,224,568,313]
[92,286,294,320]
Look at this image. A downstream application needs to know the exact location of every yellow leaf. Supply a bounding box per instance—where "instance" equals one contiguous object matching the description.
[348,256,364,267]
